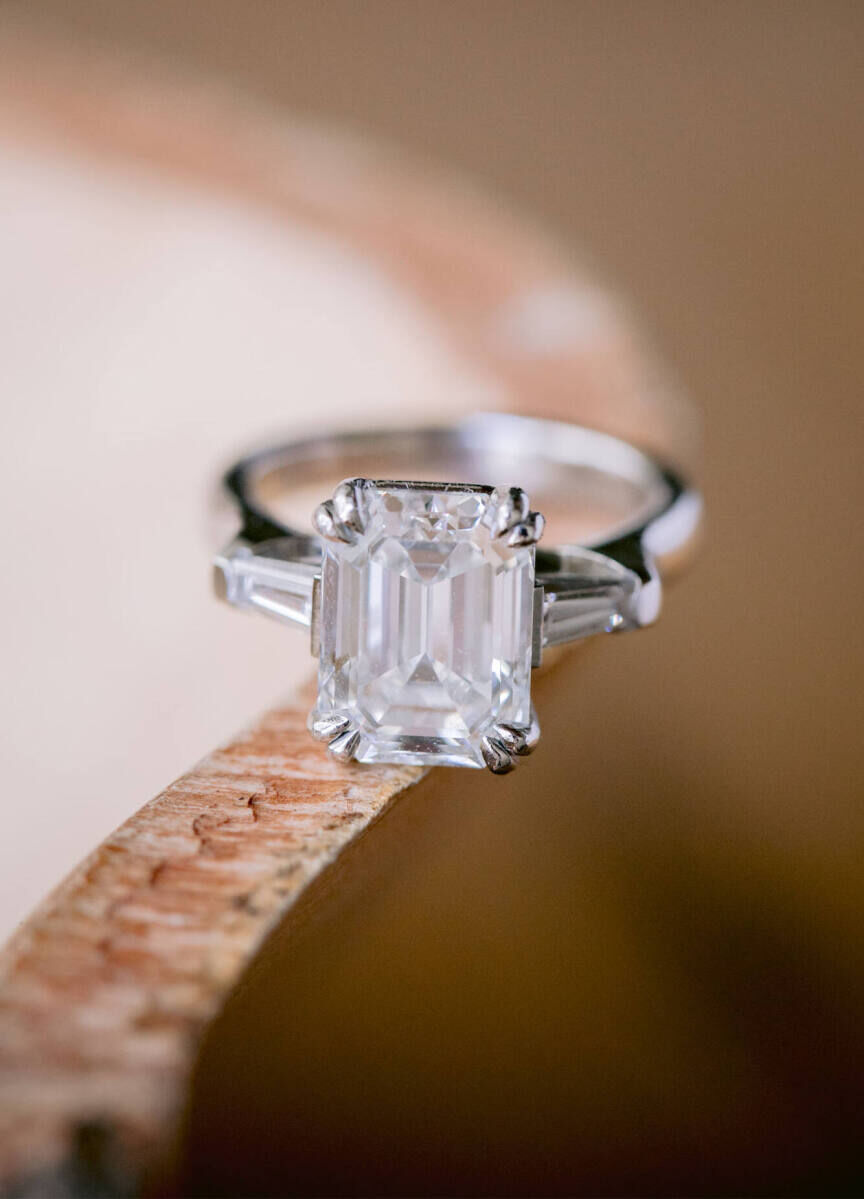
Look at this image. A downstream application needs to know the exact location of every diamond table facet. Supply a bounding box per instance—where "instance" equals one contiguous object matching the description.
[313,483,536,768]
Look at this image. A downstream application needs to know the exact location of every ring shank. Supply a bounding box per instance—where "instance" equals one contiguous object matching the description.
[217,413,701,652]
[225,412,698,572]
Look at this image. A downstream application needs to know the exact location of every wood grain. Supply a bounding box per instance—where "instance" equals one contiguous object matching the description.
[0,690,423,1192]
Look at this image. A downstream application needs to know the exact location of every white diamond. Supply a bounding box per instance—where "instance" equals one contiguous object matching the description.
[314,484,535,767]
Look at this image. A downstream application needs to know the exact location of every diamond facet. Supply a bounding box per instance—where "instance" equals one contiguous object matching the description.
[313,483,536,768]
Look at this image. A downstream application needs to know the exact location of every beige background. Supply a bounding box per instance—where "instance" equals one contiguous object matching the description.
[0,4,862,1192]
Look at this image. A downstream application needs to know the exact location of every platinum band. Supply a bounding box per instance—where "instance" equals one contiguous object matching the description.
[214,412,701,664]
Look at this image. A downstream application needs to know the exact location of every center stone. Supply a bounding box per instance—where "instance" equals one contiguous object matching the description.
[314,483,535,768]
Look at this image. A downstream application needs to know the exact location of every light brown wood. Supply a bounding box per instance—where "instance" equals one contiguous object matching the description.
[0,27,691,1197]
[0,687,429,1192]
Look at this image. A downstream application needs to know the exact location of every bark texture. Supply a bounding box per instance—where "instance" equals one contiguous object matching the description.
[0,693,422,1192]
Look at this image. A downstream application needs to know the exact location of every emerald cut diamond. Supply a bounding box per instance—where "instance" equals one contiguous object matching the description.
[311,481,540,769]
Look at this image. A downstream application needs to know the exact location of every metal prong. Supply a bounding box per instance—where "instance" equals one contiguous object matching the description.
[313,499,350,542]
[506,511,545,547]
[328,728,361,762]
[480,735,516,774]
[490,486,529,539]
[332,478,369,537]
[495,708,541,758]
[494,724,528,756]
[309,712,350,742]
[314,480,369,544]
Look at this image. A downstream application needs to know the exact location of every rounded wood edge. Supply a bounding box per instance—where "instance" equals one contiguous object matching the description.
[0,691,424,1192]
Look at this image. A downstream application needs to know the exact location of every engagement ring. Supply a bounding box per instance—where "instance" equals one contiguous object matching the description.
[214,413,700,773]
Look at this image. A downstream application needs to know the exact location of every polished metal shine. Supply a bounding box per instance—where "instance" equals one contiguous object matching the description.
[214,413,700,773]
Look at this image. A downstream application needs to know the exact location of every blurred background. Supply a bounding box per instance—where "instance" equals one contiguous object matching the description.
[0,3,862,1194]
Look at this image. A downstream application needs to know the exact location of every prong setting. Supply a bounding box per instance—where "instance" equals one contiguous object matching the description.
[490,487,545,548]
[309,711,362,763]
[480,735,516,774]
[312,498,345,542]
[327,727,361,762]
[490,486,529,538]
[313,478,370,544]
[309,712,351,742]
[480,709,541,773]
[506,511,545,547]
[332,478,369,536]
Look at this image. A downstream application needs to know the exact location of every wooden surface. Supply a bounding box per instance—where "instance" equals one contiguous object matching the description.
[0,31,693,1197]
[0,691,423,1192]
